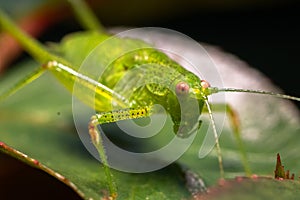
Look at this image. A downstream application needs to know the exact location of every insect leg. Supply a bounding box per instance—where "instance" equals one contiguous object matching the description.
[88,107,152,199]
[0,66,46,102]
[203,103,251,176]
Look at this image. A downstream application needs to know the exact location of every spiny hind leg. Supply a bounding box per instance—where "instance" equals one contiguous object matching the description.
[88,107,152,199]
[203,103,251,176]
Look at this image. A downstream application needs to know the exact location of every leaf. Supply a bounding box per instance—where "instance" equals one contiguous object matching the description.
[195,177,300,200]
[0,61,190,200]
[0,31,300,200]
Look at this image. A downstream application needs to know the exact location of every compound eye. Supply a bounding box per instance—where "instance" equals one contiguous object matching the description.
[200,80,210,89]
[176,82,190,95]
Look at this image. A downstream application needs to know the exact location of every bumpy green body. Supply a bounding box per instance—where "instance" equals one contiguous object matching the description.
[49,31,206,136]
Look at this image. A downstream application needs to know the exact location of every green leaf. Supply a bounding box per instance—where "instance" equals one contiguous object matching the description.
[0,41,299,199]
[0,60,190,199]
[196,177,300,200]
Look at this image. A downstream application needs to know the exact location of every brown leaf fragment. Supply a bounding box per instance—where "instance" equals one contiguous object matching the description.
[274,153,295,180]
[274,153,285,179]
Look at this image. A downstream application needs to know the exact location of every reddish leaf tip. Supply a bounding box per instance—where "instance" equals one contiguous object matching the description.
[274,153,297,180]
[276,153,281,164]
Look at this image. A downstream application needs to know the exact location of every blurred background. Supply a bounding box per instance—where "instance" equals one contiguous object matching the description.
[1,0,299,103]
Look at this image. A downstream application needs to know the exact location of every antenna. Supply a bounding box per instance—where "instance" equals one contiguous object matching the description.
[211,87,300,102]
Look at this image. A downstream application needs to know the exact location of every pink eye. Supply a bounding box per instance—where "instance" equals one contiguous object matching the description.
[176,82,190,95]
[200,80,210,89]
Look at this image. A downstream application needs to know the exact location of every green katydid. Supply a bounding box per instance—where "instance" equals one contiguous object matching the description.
[0,1,299,199]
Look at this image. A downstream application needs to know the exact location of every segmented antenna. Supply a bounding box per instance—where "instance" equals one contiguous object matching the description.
[212,88,300,101]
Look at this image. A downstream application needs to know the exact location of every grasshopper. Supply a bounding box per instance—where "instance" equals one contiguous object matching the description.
[0,0,299,199]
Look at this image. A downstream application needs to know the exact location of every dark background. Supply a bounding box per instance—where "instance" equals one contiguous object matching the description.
[140,2,300,104]
[56,0,300,107]
[156,2,298,109]
[3,0,299,107]
[161,4,300,101]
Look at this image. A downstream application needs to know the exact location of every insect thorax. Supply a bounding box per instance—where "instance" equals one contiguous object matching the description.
[100,48,205,137]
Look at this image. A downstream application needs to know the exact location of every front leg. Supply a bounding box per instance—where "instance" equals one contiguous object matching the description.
[88,107,152,199]
[202,103,251,176]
